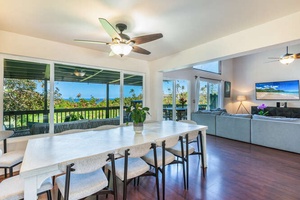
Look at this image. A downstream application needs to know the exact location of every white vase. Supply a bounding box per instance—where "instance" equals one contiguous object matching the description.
[133,123,144,134]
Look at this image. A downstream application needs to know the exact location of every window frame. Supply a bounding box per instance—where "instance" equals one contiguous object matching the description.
[192,61,221,75]
[198,78,221,110]
[0,54,146,136]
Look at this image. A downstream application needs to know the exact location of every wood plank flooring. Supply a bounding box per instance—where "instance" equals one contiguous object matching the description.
[3,135,300,200]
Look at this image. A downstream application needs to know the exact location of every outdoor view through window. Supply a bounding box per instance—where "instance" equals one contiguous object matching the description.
[3,59,143,137]
[163,80,188,121]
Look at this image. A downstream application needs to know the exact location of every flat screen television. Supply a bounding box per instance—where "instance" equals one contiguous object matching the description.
[255,80,300,100]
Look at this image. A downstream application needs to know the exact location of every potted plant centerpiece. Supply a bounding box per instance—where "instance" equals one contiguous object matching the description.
[126,104,150,133]
[257,103,269,116]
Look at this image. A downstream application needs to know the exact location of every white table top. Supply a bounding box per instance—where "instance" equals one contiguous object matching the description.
[20,121,207,178]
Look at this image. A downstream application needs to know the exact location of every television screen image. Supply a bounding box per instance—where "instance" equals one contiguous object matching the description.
[255,80,300,100]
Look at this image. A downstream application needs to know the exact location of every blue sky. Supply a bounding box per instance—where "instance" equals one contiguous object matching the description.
[37,81,142,99]
[36,79,188,99]
[163,80,188,94]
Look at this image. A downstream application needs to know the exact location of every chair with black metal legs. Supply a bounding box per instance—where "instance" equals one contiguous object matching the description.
[106,142,159,200]
[167,120,205,190]
[179,120,202,151]
[0,174,53,200]
[179,120,205,177]
[56,151,118,200]
[0,130,24,178]
[142,134,185,200]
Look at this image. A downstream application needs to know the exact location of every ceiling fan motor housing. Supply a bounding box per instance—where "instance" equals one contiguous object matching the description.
[116,23,130,41]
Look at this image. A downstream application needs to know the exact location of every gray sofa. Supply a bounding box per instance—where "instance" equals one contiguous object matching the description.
[191,111,300,154]
[216,115,251,143]
[30,118,120,134]
[191,110,226,135]
[251,116,300,154]
[192,111,251,142]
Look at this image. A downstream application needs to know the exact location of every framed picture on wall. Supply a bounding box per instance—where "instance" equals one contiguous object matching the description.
[224,81,231,98]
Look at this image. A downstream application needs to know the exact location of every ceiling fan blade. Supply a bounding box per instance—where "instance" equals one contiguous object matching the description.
[74,39,109,45]
[131,33,163,45]
[294,53,300,59]
[99,18,121,40]
[132,46,151,55]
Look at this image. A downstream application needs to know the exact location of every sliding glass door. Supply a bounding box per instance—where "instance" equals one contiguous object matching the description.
[199,79,220,110]
[2,57,145,137]
[163,79,188,121]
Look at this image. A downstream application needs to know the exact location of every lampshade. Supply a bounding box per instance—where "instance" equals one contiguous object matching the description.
[237,95,246,101]
[110,43,132,57]
[279,56,295,65]
[74,71,85,77]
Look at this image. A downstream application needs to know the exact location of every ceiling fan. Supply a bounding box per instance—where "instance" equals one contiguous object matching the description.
[75,18,163,57]
[268,46,300,65]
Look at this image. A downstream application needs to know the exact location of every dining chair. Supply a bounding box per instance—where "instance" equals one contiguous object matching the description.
[56,151,117,200]
[0,175,53,200]
[179,120,202,152]
[91,125,119,131]
[142,135,184,200]
[167,120,205,189]
[179,120,205,177]
[0,130,24,178]
[106,142,159,200]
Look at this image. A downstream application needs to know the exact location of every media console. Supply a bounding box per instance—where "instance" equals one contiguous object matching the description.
[251,106,300,118]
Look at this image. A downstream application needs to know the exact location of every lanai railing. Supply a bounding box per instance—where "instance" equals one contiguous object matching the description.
[4,106,121,130]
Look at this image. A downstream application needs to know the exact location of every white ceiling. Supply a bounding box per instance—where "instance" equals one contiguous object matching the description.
[1,0,300,61]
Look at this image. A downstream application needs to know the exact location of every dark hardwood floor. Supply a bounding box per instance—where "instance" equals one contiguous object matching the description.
[3,135,300,200]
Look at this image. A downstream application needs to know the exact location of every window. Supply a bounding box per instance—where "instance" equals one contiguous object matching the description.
[198,79,220,110]
[163,79,188,121]
[3,59,50,136]
[193,61,221,74]
[2,58,145,137]
[123,73,143,124]
[54,63,121,123]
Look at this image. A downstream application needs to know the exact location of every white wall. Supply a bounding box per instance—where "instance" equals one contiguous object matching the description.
[230,44,300,113]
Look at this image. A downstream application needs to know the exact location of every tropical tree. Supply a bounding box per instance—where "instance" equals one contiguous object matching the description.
[4,79,45,111]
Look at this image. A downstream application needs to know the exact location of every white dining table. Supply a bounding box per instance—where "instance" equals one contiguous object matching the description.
[20,121,208,200]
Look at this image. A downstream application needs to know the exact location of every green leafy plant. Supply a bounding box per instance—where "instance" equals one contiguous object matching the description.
[64,113,84,122]
[126,104,150,124]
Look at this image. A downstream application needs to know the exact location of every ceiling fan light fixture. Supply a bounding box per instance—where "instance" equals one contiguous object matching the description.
[279,55,295,65]
[74,70,86,77]
[110,43,132,57]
